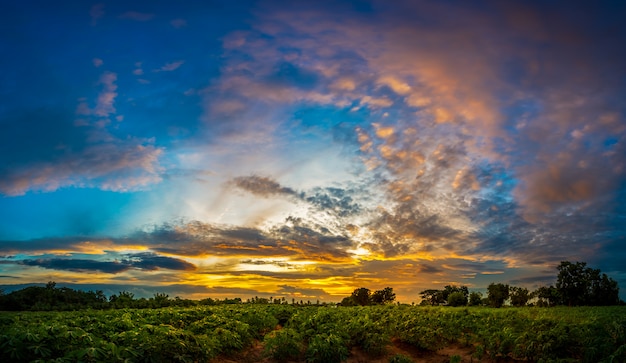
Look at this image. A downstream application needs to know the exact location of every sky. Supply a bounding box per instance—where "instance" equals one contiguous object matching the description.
[1,0,625,303]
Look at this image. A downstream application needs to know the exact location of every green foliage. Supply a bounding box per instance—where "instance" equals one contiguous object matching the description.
[419,285,469,306]
[351,288,372,306]
[468,292,482,306]
[372,287,396,305]
[346,309,391,355]
[1,299,625,363]
[305,332,349,363]
[533,285,560,307]
[447,292,467,307]
[419,289,444,305]
[0,283,199,311]
[487,283,510,308]
[340,296,357,306]
[509,286,530,307]
[263,328,303,361]
[557,261,620,306]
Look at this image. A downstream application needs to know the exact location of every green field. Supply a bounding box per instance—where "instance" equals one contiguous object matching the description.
[1,305,625,362]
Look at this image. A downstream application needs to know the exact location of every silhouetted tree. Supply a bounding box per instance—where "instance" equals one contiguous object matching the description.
[532,285,559,307]
[340,296,357,306]
[509,286,530,307]
[152,292,170,307]
[468,292,483,306]
[419,285,469,305]
[371,287,396,304]
[419,289,444,305]
[351,287,372,306]
[556,261,620,306]
[487,283,509,308]
[447,292,467,306]
[443,285,469,302]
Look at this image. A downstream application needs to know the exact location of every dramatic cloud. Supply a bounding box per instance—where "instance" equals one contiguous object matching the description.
[0,139,163,196]
[20,258,131,274]
[0,69,163,196]
[1,1,624,301]
[230,175,297,198]
[17,252,195,274]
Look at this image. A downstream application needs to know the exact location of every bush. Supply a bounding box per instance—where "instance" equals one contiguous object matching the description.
[305,333,349,363]
[263,328,303,362]
[447,292,467,307]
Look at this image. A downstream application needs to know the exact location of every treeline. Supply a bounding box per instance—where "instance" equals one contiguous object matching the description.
[0,261,621,311]
[0,283,337,311]
[339,286,396,306]
[418,261,622,307]
[0,282,203,311]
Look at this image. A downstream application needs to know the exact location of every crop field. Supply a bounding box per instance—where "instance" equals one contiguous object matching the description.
[1,305,625,363]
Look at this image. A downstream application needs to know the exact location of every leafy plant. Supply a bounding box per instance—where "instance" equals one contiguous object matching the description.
[306,332,349,363]
[263,328,303,361]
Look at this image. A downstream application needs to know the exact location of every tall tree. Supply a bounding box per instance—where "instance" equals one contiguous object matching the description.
[556,261,620,306]
[371,287,396,304]
[447,292,467,306]
[468,292,483,306]
[532,285,559,307]
[509,286,530,307]
[419,289,445,306]
[487,283,510,308]
[351,287,372,306]
[443,285,469,302]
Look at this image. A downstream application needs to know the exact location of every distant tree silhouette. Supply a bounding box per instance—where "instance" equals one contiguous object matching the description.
[532,285,559,307]
[487,283,509,308]
[351,288,372,306]
[419,289,445,305]
[468,292,482,306]
[371,287,396,304]
[447,292,467,307]
[556,261,620,306]
[509,286,530,307]
[419,285,469,306]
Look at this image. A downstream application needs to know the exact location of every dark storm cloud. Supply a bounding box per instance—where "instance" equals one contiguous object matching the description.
[0,237,91,254]
[14,252,195,274]
[19,258,130,274]
[122,252,196,271]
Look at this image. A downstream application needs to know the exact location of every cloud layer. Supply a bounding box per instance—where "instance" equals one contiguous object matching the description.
[1,0,625,301]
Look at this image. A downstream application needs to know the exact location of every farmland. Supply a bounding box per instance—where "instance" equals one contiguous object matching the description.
[1,304,625,362]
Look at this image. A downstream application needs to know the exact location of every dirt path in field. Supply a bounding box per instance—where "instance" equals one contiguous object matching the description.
[211,339,525,363]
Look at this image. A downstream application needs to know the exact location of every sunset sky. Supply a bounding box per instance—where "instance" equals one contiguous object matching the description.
[1,0,625,303]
